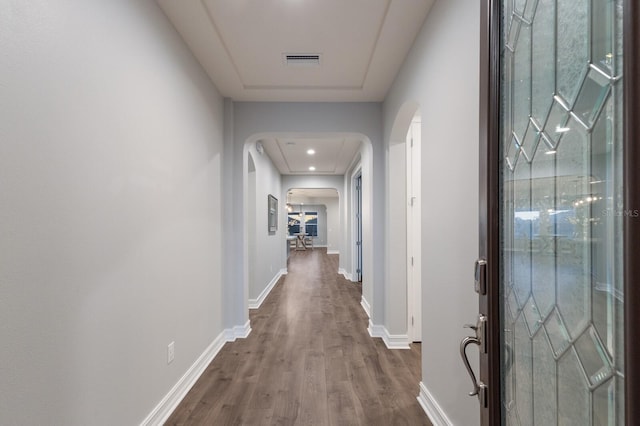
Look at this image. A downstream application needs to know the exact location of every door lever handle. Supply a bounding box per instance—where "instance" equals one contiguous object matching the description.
[460,335,481,397]
[464,314,487,353]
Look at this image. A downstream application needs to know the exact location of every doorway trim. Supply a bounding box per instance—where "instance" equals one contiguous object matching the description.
[406,113,422,343]
[388,100,422,344]
[353,171,363,283]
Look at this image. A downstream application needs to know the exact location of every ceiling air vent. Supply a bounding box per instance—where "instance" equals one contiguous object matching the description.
[283,54,321,67]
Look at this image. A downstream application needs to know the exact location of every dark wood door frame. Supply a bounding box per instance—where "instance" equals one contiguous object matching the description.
[623,1,640,423]
[478,0,640,424]
[478,0,501,424]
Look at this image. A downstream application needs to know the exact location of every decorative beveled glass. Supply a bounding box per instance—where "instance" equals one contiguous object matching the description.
[499,0,625,424]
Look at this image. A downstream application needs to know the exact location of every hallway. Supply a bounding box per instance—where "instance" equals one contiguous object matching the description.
[167,249,428,425]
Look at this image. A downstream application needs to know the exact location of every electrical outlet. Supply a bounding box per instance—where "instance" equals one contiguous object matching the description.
[167,341,175,364]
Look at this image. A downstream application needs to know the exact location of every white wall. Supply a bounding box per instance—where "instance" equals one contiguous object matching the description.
[0,1,225,424]
[246,143,284,302]
[324,198,340,254]
[313,197,340,253]
[386,141,408,335]
[383,0,481,424]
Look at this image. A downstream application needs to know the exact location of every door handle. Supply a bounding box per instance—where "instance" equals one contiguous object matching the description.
[460,335,481,396]
[465,315,487,353]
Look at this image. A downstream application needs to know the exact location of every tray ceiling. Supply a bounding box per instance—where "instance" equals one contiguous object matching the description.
[157,0,434,102]
[259,136,362,175]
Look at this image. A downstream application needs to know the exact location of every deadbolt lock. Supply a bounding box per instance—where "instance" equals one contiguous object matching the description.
[474,259,487,295]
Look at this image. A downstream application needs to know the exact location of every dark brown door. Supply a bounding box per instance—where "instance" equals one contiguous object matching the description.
[471,0,640,424]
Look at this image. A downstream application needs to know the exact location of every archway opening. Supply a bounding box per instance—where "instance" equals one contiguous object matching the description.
[241,133,374,326]
[285,188,340,257]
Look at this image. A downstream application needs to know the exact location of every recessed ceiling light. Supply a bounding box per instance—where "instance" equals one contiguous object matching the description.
[307,149,316,155]
[309,166,316,171]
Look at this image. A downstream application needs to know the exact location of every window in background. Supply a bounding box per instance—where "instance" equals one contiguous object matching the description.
[304,211,318,237]
[288,212,301,235]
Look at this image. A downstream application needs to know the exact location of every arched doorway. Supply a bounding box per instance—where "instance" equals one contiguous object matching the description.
[285,188,340,256]
[241,133,375,327]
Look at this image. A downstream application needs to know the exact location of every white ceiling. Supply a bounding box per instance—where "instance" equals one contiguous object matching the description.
[260,136,361,175]
[157,0,434,102]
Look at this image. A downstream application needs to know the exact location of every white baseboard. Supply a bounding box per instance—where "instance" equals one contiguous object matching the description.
[417,382,454,426]
[140,332,227,426]
[326,249,339,255]
[224,320,252,341]
[360,296,371,318]
[338,268,353,281]
[248,269,287,309]
[383,331,410,349]
[142,321,252,425]
[367,320,410,350]
[368,320,383,338]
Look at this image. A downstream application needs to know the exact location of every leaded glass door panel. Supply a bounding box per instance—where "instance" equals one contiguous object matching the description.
[498,0,626,424]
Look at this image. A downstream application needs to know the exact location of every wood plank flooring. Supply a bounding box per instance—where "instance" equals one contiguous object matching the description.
[167,248,430,426]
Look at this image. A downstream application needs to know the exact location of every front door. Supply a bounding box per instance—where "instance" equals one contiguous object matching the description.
[470,0,640,424]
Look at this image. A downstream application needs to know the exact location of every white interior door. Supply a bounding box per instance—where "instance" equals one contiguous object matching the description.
[407,117,422,342]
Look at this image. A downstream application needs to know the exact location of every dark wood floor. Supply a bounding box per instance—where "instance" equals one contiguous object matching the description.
[167,248,430,426]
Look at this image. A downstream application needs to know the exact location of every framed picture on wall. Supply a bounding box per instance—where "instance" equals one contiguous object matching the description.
[268,194,278,233]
